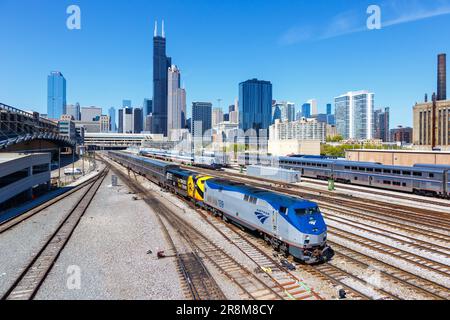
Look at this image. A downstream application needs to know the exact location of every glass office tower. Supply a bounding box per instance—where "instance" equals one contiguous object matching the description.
[47,71,67,119]
[238,79,272,137]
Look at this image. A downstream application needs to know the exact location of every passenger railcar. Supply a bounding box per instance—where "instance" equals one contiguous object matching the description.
[108,151,177,186]
[140,149,224,170]
[278,157,450,198]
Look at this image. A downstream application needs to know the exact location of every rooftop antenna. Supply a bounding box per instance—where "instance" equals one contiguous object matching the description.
[154,21,158,37]
[162,20,165,38]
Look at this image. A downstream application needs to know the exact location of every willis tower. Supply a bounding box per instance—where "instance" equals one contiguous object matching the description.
[152,21,172,136]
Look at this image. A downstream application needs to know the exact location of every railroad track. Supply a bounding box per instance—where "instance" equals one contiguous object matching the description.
[2,167,109,300]
[301,177,450,208]
[329,242,450,300]
[318,202,450,243]
[107,159,286,300]
[115,156,450,300]
[0,170,104,234]
[107,163,226,300]
[322,212,450,257]
[328,227,450,279]
[187,166,450,227]
[194,208,323,300]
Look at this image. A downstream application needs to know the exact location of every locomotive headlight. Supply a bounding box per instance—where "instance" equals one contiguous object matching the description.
[304,236,311,244]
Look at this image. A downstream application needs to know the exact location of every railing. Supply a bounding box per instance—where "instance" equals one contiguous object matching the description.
[0,103,58,128]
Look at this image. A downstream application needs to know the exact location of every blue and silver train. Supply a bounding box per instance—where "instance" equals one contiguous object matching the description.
[238,154,450,198]
[139,149,227,170]
[108,151,334,264]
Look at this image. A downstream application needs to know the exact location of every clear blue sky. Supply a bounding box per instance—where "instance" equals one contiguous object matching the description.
[1,0,450,127]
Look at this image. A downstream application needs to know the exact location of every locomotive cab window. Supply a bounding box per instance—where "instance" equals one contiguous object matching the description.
[295,207,320,216]
[280,207,288,215]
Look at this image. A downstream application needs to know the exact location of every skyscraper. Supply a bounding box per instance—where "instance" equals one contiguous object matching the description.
[272,104,282,124]
[301,103,311,119]
[118,109,124,133]
[239,79,273,137]
[123,108,133,133]
[326,103,335,125]
[192,102,212,138]
[335,90,375,140]
[143,99,153,117]
[47,71,67,119]
[167,65,186,134]
[437,53,447,101]
[308,99,318,116]
[212,107,224,127]
[374,107,390,142]
[108,107,117,132]
[152,21,172,136]
[133,108,143,133]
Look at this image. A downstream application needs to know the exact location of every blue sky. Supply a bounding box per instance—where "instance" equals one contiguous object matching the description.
[1,0,450,127]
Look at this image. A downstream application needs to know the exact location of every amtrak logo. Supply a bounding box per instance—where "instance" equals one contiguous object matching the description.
[255,211,270,224]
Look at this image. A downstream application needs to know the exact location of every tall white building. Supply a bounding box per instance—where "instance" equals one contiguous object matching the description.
[123,107,134,133]
[308,99,318,116]
[335,90,374,140]
[167,65,186,135]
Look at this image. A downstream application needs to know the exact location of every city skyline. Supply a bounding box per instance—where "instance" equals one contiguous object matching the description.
[1,1,450,127]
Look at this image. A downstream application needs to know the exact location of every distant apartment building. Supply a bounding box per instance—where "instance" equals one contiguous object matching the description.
[269,118,326,143]
[335,90,375,140]
[58,119,76,140]
[47,71,67,119]
[374,107,390,142]
[390,126,413,144]
[100,115,110,133]
[239,79,272,137]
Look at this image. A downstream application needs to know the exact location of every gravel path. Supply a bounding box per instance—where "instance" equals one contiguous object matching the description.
[35,172,184,300]
[0,184,91,297]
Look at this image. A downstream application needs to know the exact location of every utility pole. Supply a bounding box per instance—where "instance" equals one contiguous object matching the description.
[58,147,61,187]
[72,144,75,181]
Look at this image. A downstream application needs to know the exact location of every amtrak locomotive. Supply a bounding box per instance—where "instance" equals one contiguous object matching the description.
[108,151,334,264]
